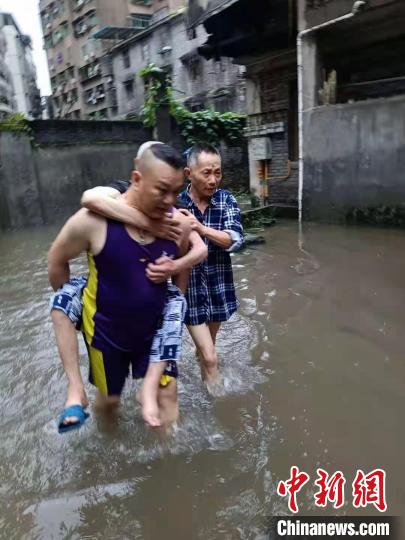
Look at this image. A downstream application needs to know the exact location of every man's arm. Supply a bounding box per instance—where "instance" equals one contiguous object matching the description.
[48,209,94,291]
[179,193,244,251]
[145,211,207,284]
[81,186,181,242]
[171,220,192,295]
[178,209,234,249]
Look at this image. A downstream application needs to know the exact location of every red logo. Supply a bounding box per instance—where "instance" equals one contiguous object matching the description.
[277,466,310,513]
[352,469,387,512]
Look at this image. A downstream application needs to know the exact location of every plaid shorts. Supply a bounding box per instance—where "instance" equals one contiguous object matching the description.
[50,278,186,363]
[149,283,187,363]
[49,276,87,329]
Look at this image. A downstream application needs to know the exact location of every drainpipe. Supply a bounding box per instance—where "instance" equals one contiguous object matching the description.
[297,1,368,223]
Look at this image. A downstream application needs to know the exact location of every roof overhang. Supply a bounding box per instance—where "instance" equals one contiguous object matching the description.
[92,26,142,41]
[187,0,239,29]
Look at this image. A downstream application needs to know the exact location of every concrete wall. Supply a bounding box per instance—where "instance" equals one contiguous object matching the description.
[0,119,249,230]
[0,120,151,230]
[302,95,405,222]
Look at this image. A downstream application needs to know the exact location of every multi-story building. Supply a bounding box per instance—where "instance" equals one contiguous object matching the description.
[101,2,246,120]
[39,0,156,119]
[0,24,15,118]
[0,13,41,119]
[186,0,298,209]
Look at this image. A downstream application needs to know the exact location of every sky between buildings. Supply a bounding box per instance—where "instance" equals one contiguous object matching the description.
[0,0,51,95]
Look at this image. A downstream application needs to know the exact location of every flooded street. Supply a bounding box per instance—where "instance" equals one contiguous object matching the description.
[0,220,404,539]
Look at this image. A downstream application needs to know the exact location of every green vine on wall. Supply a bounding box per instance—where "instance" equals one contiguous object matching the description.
[0,113,32,134]
[139,63,246,146]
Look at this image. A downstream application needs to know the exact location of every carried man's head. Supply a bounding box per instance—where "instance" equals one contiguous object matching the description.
[185,143,222,199]
[131,142,184,219]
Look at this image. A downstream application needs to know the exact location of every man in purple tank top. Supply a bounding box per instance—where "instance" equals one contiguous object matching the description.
[48,144,193,429]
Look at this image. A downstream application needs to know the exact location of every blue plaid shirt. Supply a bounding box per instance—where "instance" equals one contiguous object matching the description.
[178,186,244,325]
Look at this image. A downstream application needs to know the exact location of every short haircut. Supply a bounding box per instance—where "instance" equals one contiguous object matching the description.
[186,143,221,168]
[136,140,163,158]
[147,143,184,170]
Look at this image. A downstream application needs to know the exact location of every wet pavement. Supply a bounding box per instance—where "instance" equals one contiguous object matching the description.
[0,220,404,539]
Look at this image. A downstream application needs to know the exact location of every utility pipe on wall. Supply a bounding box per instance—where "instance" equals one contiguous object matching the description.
[297,1,368,223]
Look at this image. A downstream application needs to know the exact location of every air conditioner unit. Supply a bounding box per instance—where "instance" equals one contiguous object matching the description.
[98,93,105,99]
[58,85,63,92]
[50,65,55,71]
[77,0,84,6]
[46,23,52,30]
[84,55,89,62]
[71,78,76,84]
[82,24,88,32]
[67,97,72,103]
[90,52,95,58]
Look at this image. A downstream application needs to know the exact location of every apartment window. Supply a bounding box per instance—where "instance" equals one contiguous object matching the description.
[95,84,105,101]
[187,59,200,82]
[75,12,96,37]
[122,50,131,69]
[53,22,68,45]
[88,13,97,29]
[44,34,53,49]
[124,80,134,99]
[141,42,150,63]
[129,13,151,30]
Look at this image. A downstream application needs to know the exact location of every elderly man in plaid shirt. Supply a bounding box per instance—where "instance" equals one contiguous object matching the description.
[178,143,244,387]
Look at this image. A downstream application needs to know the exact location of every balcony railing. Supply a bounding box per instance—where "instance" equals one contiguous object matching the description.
[80,62,101,83]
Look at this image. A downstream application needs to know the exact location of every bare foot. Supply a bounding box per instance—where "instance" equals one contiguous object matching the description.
[136,389,161,427]
[62,384,89,427]
[204,374,224,397]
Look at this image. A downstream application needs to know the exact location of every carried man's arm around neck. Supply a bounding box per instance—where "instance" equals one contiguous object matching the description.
[81,186,182,242]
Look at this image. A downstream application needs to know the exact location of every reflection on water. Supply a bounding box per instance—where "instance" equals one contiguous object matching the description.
[0,221,404,538]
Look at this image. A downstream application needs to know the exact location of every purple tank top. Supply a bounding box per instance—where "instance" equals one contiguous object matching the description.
[82,219,178,353]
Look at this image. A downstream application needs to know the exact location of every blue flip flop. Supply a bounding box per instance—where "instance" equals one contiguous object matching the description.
[58,404,89,434]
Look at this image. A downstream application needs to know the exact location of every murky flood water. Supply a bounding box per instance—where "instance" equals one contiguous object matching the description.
[0,220,404,539]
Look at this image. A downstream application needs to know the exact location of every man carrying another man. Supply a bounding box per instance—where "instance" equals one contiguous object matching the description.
[80,142,244,393]
[49,143,207,431]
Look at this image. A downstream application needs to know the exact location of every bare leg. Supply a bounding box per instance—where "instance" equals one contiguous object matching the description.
[137,362,167,427]
[158,379,179,429]
[208,322,221,345]
[52,310,88,425]
[187,324,219,384]
[94,392,120,411]
[92,392,120,434]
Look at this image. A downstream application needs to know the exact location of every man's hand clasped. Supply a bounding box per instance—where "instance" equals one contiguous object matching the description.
[178,209,206,236]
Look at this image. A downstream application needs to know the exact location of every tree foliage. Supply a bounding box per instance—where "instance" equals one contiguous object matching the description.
[139,63,246,146]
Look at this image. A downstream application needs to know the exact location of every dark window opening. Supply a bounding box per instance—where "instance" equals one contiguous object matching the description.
[124,80,134,99]
[122,50,131,69]
[321,36,405,104]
